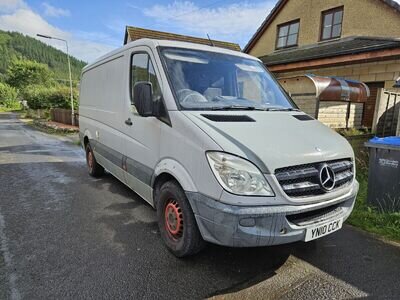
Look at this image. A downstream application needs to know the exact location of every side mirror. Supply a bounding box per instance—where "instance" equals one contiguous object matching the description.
[133,81,153,117]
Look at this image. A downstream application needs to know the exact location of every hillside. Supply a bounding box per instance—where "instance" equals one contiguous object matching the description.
[0,30,86,82]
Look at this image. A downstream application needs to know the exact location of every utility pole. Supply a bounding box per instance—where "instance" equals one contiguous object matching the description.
[37,34,75,126]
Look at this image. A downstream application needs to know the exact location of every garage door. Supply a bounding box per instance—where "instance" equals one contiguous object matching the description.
[363,82,385,127]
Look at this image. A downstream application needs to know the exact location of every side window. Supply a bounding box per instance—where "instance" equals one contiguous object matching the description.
[131,52,162,106]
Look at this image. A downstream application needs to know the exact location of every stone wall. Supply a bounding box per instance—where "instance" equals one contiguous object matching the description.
[291,95,317,116]
[318,101,363,128]
[291,95,363,129]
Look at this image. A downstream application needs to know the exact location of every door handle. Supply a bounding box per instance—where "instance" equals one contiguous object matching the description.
[125,118,133,126]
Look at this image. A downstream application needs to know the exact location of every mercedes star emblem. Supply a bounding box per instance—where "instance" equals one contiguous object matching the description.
[319,164,336,191]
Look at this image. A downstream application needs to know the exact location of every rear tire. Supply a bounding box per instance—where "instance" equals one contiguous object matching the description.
[85,143,104,177]
[156,180,205,257]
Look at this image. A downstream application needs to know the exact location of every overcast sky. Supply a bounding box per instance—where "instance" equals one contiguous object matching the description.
[0,0,399,62]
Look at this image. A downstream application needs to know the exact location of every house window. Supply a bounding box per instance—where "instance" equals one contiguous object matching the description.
[320,7,343,41]
[276,20,299,49]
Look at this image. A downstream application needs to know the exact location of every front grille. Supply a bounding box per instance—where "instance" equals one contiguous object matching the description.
[275,159,353,198]
[286,203,343,226]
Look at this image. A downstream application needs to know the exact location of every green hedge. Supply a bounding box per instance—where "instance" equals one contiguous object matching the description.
[0,82,18,104]
[23,85,78,109]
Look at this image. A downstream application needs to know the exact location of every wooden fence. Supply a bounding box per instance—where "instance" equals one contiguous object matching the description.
[50,108,79,126]
[372,89,400,136]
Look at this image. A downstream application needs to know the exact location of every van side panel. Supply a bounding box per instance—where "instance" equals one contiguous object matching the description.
[79,54,127,184]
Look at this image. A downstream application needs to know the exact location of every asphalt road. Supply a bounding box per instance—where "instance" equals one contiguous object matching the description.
[0,112,399,300]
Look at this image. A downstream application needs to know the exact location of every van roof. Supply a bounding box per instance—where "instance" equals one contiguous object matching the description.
[83,38,259,73]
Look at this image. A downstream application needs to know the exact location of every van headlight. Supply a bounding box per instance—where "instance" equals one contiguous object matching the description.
[206,152,274,196]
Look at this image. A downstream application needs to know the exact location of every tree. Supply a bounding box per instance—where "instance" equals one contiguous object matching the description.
[0,30,86,81]
[6,58,53,89]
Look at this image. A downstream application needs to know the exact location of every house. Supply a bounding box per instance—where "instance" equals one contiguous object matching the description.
[124,26,241,51]
[244,0,400,128]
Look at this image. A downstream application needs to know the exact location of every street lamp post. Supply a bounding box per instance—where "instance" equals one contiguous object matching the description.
[37,34,75,126]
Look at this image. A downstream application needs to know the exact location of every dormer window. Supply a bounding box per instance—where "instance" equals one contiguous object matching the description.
[276,19,300,49]
[320,6,343,41]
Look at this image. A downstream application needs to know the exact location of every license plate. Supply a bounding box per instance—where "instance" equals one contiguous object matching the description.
[304,218,343,242]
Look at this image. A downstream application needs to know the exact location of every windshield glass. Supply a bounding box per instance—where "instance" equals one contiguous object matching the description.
[160,47,295,111]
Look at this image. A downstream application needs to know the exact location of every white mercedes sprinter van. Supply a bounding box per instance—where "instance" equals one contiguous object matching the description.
[79,38,358,257]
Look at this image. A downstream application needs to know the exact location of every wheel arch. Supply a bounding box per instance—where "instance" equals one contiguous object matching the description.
[82,129,94,148]
[151,158,198,206]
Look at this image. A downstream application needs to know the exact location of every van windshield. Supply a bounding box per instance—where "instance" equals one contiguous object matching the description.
[160,47,296,111]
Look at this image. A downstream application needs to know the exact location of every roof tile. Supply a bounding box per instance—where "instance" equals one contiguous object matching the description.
[261,37,400,66]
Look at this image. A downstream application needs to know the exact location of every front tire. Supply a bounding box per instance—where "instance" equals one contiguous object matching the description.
[156,181,205,257]
[85,143,104,177]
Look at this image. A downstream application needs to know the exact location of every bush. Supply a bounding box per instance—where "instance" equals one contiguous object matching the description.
[6,59,52,89]
[3,99,21,110]
[23,85,78,109]
[0,82,18,104]
[19,108,49,119]
[338,127,370,137]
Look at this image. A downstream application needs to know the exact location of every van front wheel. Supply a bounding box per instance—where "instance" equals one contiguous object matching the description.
[85,143,104,177]
[156,181,205,257]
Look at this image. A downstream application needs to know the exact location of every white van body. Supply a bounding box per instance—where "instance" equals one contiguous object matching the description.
[79,39,358,256]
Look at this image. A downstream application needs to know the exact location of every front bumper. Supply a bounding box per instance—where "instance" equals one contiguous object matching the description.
[186,181,358,247]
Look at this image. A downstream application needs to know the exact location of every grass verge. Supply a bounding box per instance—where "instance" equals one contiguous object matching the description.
[29,119,76,135]
[0,107,22,113]
[348,170,400,242]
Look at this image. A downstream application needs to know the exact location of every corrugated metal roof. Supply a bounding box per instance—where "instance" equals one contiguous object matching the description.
[260,36,400,66]
[124,26,241,52]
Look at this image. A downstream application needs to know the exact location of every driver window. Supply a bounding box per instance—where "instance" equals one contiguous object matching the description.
[131,53,162,106]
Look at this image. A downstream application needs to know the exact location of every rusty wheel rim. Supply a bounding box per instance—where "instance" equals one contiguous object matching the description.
[164,200,183,240]
[87,149,94,172]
